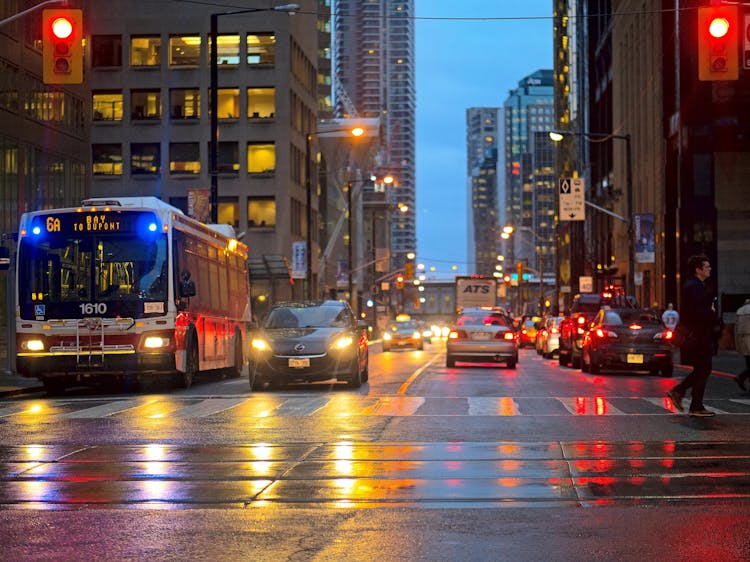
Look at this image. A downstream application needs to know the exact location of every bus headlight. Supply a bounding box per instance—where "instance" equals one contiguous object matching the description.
[23,339,45,351]
[143,336,170,349]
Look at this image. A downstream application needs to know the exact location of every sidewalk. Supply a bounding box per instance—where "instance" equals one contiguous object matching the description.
[0,350,747,398]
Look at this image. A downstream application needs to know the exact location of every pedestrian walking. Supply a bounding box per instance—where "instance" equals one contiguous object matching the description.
[666,255,716,417]
[734,298,750,391]
[661,303,679,330]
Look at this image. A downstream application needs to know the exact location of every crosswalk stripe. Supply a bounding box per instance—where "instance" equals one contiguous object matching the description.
[273,396,331,416]
[468,397,520,416]
[171,398,248,418]
[557,397,626,416]
[60,400,142,419]
[730,399,750,406]
[361,396,425,416]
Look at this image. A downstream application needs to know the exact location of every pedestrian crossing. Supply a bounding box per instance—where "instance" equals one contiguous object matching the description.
[2,394,750,420]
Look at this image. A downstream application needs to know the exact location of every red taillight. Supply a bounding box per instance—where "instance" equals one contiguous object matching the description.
[595,328,605,338]
[664,330,674,340]
[628,323,642,330]
[577,316,586,325]
[521,329,527,334]
[550,328,559,334]
[503,332,515,341]
[448,330,465,340]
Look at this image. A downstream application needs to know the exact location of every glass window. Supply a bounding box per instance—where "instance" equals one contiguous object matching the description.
[218,197,239,228]
[131,143,161,175]
[92,35,122,67]
[247,33,275,65]
[169,142,200,175]
[210,34,240,65]
[92,91,123,121]
[218,142,239,173]
[247,197,275,228]
[92,144,122,175]
[209,88,239,119]
[247,142,275,174]
[131,36,161,67]
[247,87,275,118]
[170,88,200,119]
[131,89,161,120]
[169,35,201,66]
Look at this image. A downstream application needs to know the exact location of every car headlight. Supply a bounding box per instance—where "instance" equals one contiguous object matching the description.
[251,338,270,351]
[412,331,421,339]
[332,335,354,350]
[383,333,392,341]
[143,336,169,349]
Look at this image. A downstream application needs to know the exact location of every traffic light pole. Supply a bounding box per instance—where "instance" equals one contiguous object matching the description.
[0,0,63,27]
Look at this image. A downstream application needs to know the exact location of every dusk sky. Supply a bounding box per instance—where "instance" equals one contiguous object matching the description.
[414,1,553,277]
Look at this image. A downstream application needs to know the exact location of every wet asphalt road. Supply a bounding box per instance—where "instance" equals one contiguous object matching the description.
[1,341,749,560]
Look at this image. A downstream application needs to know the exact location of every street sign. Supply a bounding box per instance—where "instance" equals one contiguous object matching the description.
[579,276,593,293]
[559,178,585,221]
[291,241,306,279]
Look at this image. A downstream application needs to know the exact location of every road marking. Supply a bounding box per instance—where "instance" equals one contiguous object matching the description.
[468,397,521,416]
[172,398,248,418]
[557,397,626,416]
[397,354,443,394]
[60,400,142,418]
[273,396,331,416]
[361,396,425,416]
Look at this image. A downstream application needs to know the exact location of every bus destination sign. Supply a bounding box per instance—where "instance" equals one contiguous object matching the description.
[34,211,157,235]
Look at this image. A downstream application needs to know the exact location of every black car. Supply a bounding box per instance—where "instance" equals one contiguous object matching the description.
[581,308,673,376]
[248,300,369,389]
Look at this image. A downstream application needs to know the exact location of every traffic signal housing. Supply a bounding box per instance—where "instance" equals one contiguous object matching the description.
[516,261,524,282]
[404,262,414,281]
[698,5,738,81]
[395,275,405,290]
[43,9,83,84]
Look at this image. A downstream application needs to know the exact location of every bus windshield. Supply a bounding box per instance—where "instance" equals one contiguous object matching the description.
[18,233,168,307]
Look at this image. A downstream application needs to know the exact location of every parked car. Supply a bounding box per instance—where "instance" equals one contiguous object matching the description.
[559,288,634,368]
[248,300,369,389]
[581,308,674,376]
[446,307,518,368]
[537,315,565,358]
[383,320,424,351]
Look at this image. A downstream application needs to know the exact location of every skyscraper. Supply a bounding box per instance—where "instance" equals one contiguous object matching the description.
[334,0,416,269]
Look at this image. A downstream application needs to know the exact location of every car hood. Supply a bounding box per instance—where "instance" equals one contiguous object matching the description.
[261,327,351,355]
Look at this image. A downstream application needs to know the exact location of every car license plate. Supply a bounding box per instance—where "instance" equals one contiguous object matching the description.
[472,332,491,340]
[288,358,310,368]
[627,354,643,364]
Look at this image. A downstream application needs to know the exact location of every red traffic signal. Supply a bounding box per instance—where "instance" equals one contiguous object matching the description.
[43,9,83,84]
[395,275,405,290]
[698,6,738,81]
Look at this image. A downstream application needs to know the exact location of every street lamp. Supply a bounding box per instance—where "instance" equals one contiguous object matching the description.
[548,129,634,297]
[209,3,299,223]
[305,125,365,300]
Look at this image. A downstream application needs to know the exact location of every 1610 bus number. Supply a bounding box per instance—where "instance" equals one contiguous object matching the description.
[79,303,107,315]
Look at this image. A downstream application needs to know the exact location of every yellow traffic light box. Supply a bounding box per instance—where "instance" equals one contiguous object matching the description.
[43,9,84,85]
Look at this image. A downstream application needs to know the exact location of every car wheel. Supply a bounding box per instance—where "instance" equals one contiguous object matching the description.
[446,355,455,368]
[346,353,362,389]
[418,344,424,350]
[589,355,601,374]
[507,359,516,369]
[559,350,568,367]
[362,352,369,382]
[42,377,67,396]
[661,365,674,378]
[571,354,582,369]
[382,344,390,352]
[581,352,590,373]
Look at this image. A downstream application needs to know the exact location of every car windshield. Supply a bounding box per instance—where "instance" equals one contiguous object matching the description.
[603,309,660,326]
[457,312,510,327]
[389,321,417,332]
[264,304,351,329]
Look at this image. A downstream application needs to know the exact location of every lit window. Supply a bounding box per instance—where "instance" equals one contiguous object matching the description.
[210,34,240,65]
[247,197,275,228]
[218,197,239,228]
[169,35,201,66]
[170,88,200,119]
[92,91,123,121]
[247,142,275,174]
[247,33,275,65]
[247,87,275,118]
[92,144,122,175]
[131,36,161,67]
[131,89,161,120]
[208,88,239,119]
[169,143,200,175]
[131,143,161,175]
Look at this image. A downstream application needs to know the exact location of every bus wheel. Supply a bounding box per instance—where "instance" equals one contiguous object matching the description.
[42,377,66,396]
[179,340,198,389]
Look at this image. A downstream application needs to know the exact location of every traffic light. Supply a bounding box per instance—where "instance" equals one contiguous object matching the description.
[395,275,404,290]
[516,261,524,282]
[43,9,83,85]
[404,262,414,281]
[698,6,738,81]
[503,274,511,287]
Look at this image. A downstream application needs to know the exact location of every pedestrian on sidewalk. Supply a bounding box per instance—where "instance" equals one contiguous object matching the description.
[734,298,750,391]
[666,254,716,417]
[661,303,679,330]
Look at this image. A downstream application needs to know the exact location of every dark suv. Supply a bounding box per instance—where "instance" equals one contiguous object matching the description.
[558,289,634,368]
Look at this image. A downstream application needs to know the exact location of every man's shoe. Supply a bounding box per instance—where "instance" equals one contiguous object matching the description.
[735,376,748,391]
[688,409,715,417]
[666,389,684,412]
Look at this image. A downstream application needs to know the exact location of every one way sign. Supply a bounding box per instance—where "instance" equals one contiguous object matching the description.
[559,177,585,221]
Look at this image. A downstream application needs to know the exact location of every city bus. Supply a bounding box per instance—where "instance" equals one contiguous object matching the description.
[14,196,250,395]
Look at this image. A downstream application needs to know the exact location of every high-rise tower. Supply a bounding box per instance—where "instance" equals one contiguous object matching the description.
[334,0,416,268]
